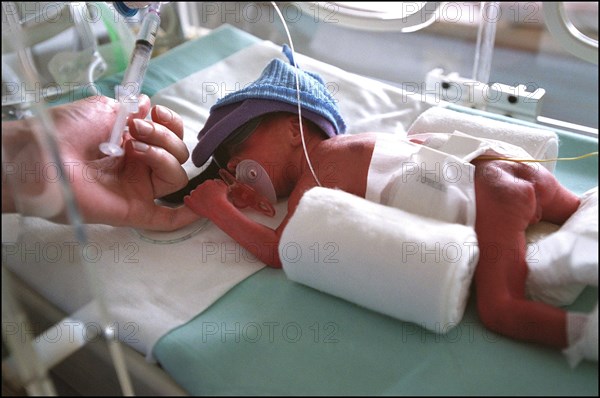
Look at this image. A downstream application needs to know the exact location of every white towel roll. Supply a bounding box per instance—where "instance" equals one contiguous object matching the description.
[279,187,480,333]
[408,107,559,172]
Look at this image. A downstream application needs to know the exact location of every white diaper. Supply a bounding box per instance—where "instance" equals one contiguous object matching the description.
[366,131,531,227]
[526,187,598,306]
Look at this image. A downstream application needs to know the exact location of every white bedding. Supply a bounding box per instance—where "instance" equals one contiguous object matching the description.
[3,208,281,359]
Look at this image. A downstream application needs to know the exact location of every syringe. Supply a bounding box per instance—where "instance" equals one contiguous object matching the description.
[99,4,161,156]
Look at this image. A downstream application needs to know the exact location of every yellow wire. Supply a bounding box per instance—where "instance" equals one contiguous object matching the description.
[476,151,598,163]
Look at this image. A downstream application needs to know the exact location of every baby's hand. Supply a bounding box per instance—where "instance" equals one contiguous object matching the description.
[184,179,230,218]
[218,169,276,217]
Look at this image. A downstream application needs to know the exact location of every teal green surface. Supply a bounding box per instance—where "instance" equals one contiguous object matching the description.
[154,107,598,395]
[553,130,599,195]
[155,269,597,396]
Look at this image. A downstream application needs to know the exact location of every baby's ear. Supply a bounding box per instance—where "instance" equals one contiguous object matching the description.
[288,115,316,147]
[288,115,303,147]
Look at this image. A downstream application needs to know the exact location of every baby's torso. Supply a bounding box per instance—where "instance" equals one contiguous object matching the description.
[311,133,378,198]
[309,131,533,227]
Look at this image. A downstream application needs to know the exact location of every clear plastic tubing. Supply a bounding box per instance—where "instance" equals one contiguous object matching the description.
[99,6,160,156]
[472,2,499,84]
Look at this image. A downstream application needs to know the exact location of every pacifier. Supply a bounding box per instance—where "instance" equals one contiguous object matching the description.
[219,160,276,217]
[235,160,277,205]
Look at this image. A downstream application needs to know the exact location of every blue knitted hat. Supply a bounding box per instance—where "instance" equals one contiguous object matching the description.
[191,45,346,167]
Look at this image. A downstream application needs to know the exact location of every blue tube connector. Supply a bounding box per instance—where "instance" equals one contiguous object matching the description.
[113,2,138,17]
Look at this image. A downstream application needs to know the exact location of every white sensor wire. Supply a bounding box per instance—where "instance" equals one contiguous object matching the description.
[271,2,322,187]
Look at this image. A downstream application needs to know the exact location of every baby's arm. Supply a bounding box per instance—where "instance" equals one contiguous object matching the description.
[184,179,282,267]
[184,168,323,268]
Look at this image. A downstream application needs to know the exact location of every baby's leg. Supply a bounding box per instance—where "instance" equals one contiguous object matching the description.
[472,160,578,348]
[518,161,580,224]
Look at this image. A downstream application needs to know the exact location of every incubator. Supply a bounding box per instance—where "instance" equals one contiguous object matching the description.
[2,2,597,396]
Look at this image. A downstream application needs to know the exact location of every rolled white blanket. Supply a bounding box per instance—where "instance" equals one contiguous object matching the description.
[408,107,559,172]
[279,187,480,332]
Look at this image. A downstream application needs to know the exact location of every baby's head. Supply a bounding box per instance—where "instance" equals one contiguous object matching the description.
[191,45,346,168]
